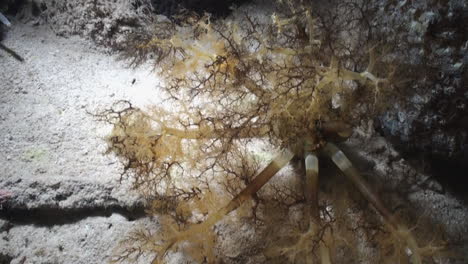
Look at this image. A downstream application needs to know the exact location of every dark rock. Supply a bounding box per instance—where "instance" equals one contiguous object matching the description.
[377,0,468,201]
[0,253,13,264]
[151,0,250,18]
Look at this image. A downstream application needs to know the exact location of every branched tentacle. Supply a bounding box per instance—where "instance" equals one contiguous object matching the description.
[152,149,294,262]
[100,0,438,262]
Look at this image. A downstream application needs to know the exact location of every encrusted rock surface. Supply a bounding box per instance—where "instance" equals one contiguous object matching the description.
[0,20,158,263]
[1,0,250,49]
[375,0,468,199]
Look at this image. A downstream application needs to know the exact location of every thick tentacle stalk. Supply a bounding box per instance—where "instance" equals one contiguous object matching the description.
[304,152,332,264]
[153,149,294,263]
[221,149,294,214]
[322,143,422,264]
[304,153,320,224]
[0,43,24,62]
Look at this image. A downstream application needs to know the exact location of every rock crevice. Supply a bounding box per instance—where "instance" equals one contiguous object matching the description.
[0,177,146,226]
